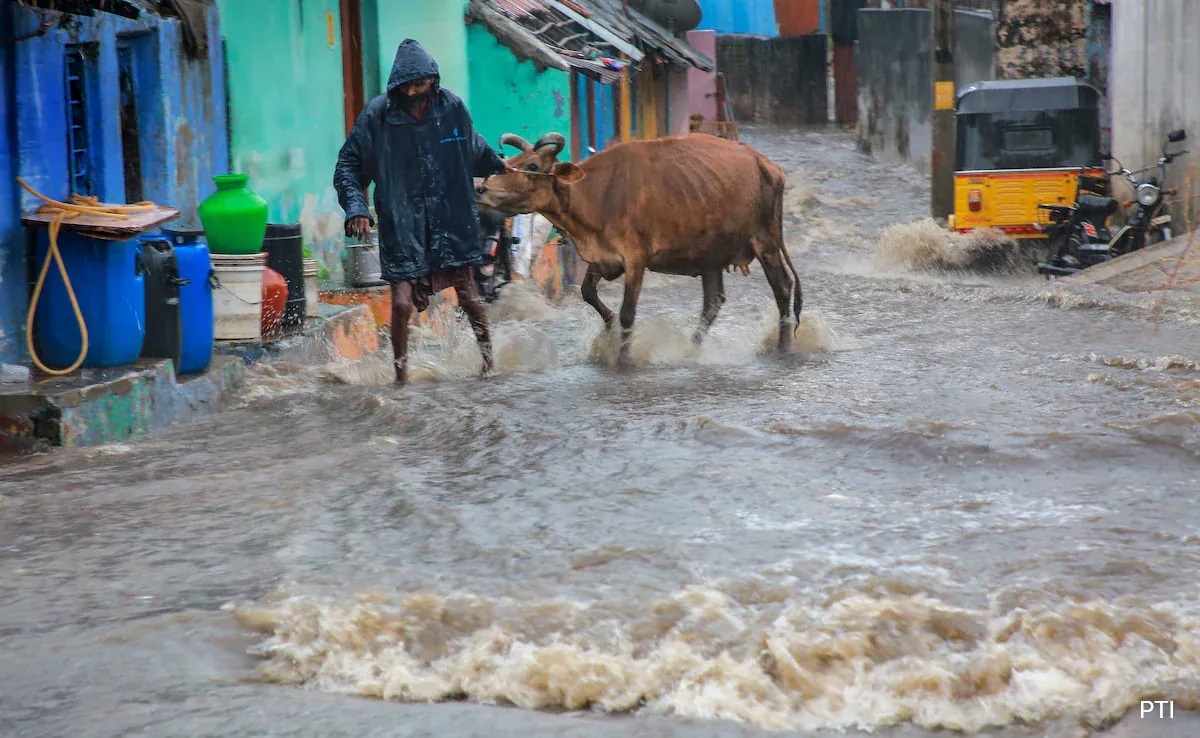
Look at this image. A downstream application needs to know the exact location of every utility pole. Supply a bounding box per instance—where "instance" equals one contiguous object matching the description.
[930,0,956,221]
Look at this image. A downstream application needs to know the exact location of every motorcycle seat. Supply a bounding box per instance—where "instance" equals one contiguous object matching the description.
[1076,194,1119,216]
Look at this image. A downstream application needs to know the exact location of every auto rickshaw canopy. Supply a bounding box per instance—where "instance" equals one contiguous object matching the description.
[956,77,1103,115]
[955,77,1103,172]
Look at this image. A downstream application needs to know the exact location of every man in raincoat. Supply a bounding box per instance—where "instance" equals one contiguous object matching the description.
[334,39,509,385]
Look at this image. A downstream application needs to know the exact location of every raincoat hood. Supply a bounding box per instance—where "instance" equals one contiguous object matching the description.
[387,39,440,93]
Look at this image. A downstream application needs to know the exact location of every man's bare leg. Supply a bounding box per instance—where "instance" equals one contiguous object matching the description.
[452,271,494,376]
[390,282,415,385]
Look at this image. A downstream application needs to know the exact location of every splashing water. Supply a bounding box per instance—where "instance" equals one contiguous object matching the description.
[872,219,1039,276]
[234,584,1200,733]
[784,173,819,219]
[585,309,845,369]
[489,280,561,323]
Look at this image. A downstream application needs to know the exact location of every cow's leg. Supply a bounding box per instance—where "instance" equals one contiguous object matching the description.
[618,263,646,366]
[693,269,726,345]
[580,263,615,327]
[756,248,795,352]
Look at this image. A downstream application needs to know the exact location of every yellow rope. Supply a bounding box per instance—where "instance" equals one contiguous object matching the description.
[17,178,157,376]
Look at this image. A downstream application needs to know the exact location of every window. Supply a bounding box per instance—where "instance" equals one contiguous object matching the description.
[64,45,97,196]
[1003,126,1054,154]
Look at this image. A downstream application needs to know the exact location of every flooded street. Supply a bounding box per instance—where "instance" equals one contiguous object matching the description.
[5,128,1200,738]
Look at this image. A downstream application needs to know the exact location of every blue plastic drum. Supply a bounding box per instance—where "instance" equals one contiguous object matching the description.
[34,230,146,369]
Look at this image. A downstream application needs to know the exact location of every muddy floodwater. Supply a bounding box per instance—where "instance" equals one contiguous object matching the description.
[5,128,1200,738]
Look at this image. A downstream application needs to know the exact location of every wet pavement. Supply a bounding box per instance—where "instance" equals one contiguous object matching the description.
[3,127,1200,738]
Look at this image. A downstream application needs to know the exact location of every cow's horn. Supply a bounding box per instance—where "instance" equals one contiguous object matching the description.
[499,133,533,152]
[534,133,566,156]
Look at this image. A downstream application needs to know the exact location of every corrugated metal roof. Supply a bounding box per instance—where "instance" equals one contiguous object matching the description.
[580,0,714,72]
[470,0,713,84]
[490,0,550,19]
[566,57,624,85]
[546,0,644,61]
[470,0,640,84]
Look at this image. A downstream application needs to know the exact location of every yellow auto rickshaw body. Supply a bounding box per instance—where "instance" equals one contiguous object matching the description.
[951,78,1106,240]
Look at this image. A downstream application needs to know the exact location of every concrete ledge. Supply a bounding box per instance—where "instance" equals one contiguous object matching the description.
[1066,230,1199,290]
[0,355,245,450]
[0,303,389,452]
[215,302,381,365]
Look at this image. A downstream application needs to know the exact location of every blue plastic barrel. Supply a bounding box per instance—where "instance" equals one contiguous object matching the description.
[34,230,146,369]
[143,229,215,374]
[174,242,215,374]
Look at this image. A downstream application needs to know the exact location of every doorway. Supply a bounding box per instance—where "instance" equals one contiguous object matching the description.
[340,0,366,135]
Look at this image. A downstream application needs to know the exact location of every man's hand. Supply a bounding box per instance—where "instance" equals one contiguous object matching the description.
[345,216,372,241]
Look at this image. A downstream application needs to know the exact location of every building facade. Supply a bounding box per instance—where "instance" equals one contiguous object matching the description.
[1,0,228,364]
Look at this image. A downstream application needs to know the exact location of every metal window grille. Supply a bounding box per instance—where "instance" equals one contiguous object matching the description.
[64,46,94,196]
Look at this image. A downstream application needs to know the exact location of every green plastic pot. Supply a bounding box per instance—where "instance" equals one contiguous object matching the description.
[198,174,269,255]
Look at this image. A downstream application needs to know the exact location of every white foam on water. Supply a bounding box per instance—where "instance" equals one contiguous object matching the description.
[234,585,1200,733]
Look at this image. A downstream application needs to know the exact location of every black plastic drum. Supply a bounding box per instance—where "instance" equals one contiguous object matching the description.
[262,222,306,330]
[139,237,184,371]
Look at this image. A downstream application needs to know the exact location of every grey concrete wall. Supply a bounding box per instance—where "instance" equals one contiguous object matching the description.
[856,8,996,173]
[717,34,830,126]
[1112,0,1200,230]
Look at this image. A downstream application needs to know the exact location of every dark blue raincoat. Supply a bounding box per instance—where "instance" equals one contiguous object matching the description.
[334,39,507,283]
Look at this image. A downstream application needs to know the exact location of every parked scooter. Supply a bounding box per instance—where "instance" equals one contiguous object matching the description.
[476,206,513,304]
[1037,129,1189,279]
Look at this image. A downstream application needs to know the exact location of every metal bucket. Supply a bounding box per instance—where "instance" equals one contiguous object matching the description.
[343,239,386,288]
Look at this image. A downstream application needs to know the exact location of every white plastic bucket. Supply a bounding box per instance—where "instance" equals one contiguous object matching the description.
[212,253,265,341]
[303,258,320,319]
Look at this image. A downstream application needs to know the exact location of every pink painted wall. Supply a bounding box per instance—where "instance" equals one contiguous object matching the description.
[686,30,718,122]
[669,69,692,136]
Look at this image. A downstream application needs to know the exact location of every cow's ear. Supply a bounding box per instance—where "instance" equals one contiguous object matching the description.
[552,162,585,184]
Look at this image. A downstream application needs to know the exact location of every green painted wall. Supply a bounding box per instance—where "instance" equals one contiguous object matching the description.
[376,0,471,106]
[217,0,347,277]
[466,24,573,155]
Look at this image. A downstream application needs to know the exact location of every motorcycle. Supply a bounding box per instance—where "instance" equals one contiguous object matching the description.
[475,207,513,304]
[1037,129,1189,279]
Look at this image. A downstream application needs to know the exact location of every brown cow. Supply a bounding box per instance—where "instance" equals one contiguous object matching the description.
[476,132,803,364]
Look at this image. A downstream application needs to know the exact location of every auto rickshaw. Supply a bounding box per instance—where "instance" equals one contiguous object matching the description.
[949,77,1106,240]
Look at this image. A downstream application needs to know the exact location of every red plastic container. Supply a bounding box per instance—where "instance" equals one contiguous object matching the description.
[261,266,289,339]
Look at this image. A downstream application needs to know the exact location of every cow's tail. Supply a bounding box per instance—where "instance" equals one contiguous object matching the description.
[782,243,803,331]
[761,155,803,332]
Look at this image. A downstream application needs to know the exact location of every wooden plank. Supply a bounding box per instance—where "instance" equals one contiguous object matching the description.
[21,207,180,241]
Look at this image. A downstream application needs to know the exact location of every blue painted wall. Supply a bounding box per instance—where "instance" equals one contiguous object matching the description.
[695,0,777,36]
[574,75,619,156]
[1,5,228,364]
[0,8,20,363]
